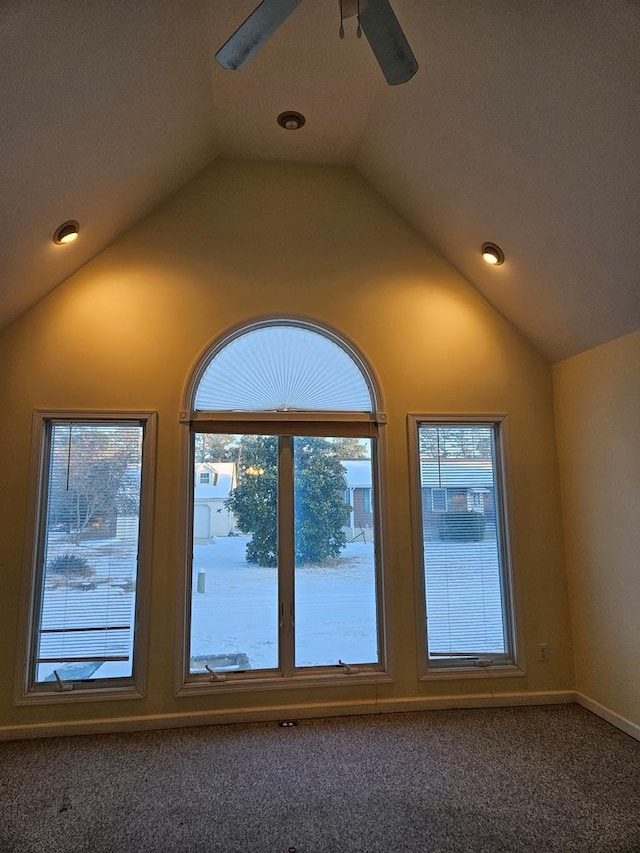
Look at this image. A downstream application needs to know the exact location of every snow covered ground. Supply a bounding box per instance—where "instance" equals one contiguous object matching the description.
[190,536,379,669]
[423,530,506,655]
[37,528,505,682]
[190,530,505,670]
[37,532,138,682]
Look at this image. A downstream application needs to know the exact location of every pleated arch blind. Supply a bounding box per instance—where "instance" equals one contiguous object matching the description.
[194,323,373,413]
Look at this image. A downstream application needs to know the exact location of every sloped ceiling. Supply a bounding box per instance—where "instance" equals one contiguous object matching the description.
[1,0,638,361]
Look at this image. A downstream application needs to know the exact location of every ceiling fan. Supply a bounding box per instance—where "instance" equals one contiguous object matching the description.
[215,0,418,86]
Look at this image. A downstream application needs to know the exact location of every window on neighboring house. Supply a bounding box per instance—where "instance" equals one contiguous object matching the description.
[431,487,447,512]
[179,319,388,691]
[199,472,211,484]
[16,412,156,702]
[409,416,521,676]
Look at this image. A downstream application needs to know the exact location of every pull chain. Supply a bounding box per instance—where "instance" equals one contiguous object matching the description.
[65,423,72,491]
[339,0,345,38]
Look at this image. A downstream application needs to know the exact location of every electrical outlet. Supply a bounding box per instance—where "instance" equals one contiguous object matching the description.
[538,643,550,661]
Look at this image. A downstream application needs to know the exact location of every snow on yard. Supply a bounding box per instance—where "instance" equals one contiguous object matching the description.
[38,528,505,681]
[37,532,138,682]
[190,531,505,670]
[423,530,505,655]
[190,536,379,669]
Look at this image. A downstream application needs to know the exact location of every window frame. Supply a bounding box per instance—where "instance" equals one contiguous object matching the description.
[176,318,392,696]
[15,410,157,704]
[408,414,524,680]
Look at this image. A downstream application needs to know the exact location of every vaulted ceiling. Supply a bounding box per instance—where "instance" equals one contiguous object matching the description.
[1,0,639,361]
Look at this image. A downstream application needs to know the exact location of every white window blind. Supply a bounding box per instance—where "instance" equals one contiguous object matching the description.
[183,320,386,689]
[195,323,373,412]
[417,423,509,660]
[33,421,144,685]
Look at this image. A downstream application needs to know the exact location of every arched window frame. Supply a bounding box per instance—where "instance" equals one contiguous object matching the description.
[176,318,391,694]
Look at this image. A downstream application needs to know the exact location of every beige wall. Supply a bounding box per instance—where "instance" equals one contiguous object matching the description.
[554,331,640,728]
[0,160,574,735]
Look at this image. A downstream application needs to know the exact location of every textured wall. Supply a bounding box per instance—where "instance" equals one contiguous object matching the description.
[0,160,574,734]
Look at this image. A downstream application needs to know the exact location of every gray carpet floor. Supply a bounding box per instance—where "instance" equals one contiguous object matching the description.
[1,704,639,852]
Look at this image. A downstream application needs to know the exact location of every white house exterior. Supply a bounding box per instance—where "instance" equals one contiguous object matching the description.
[193,459,376,543]
[341,459,374,543]
[193,462,238,541]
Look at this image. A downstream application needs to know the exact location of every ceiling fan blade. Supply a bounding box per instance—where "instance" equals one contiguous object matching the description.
[358,0,418,86]
[215,0,304,70]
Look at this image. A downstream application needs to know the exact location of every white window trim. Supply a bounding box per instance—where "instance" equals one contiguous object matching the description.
[407,413,525,680]
[177,413,392,694]
[175,317,393,695]
[14,410,157,705]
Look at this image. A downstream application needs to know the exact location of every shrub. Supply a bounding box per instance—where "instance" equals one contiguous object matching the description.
[47,553,94,579]
[438,511,486,542]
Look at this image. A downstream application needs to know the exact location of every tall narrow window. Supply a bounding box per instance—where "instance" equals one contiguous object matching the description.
[181,320,386,690]
[17,412,156,701]
[409,416,520,675]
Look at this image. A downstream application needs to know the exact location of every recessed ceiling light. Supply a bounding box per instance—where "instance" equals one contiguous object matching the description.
[277,111,305,130]
[481,242,504,266]
[53,220,80,245]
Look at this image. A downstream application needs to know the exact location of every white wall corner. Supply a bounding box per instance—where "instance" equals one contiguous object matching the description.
[576,693,640,743]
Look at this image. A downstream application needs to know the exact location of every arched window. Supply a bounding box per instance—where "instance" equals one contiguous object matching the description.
[179,319,387,689]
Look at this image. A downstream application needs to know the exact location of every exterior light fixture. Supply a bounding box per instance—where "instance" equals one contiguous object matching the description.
[277,111,305,130]
[481,242,505,266]
[53,220,80,245]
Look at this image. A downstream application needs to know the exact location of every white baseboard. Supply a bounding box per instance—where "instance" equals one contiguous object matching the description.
[4,690,636,746]
[575,692,640,742]
[0,690,575,741]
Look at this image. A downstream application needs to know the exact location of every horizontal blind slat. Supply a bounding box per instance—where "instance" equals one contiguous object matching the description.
[34,421,144,683]
[418,423,507,658]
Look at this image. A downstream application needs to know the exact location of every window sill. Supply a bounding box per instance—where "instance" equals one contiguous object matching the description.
[420,663,525,681]
[14,684,144,705]
[177,670,393,697]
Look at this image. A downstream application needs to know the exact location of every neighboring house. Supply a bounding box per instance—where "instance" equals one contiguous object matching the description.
[341,459,374,542]
[193,462,238,541]
[419,458,496,531]
[194,459,376,544]
[194,456,492,545]
[341,457,497,545]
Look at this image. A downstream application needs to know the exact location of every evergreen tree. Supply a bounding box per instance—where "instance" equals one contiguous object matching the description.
[293,436,350,564]
[193,433,239,462]
[226,435,278,566]
[330,437,369,459]
[226,436,350,566]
